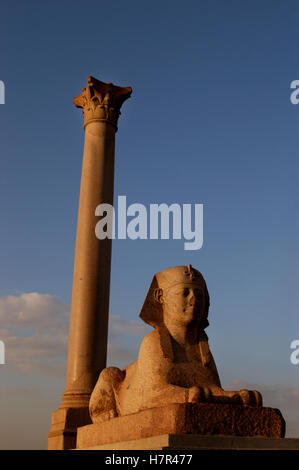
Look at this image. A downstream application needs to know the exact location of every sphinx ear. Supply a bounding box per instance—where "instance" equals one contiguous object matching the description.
[154,288,164,304]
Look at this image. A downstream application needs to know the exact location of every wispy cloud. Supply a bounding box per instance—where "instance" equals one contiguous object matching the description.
[109,314,149,338]
[0,293,148,377]
[0,293,69,331]
[0,293,69,377]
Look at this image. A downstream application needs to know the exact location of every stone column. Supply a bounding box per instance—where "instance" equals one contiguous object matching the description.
[48,76,132,450]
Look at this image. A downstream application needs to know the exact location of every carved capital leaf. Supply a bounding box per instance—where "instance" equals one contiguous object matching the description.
[74,76,132,129]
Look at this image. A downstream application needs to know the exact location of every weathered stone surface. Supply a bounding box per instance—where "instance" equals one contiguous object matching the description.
[76,403,285,449]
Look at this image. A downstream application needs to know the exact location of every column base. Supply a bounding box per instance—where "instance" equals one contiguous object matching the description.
[48,406,91,450]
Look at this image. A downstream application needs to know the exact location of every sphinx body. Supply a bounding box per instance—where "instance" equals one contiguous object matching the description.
[90,265,262,423]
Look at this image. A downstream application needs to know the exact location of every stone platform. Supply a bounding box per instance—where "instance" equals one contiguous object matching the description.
[77,434,299,450]
[76,403,285,449]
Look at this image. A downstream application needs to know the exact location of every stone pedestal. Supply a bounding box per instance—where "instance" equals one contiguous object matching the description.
[76,403,285,449]
[48,407,91,450]
[76,434,299,451]
[48,76,132,450]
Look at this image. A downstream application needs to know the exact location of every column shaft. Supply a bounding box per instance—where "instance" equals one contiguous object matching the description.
[62,121,115,407]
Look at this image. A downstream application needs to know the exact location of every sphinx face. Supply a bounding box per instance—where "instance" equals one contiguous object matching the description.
[162,284,205,326]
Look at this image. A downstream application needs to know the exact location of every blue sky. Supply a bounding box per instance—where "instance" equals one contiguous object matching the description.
[0,0,298,448]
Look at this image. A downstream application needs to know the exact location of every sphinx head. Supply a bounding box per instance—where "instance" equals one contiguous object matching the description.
[139,265,210,330]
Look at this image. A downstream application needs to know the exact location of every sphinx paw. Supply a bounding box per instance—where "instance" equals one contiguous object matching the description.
[188,386,211,403]
[92,408,118,423]
[239,389,262,406]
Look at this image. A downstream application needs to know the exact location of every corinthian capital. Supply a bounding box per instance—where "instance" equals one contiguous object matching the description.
[74,76,132,129]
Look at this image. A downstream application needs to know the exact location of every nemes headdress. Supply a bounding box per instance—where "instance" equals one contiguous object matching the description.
[139,265,210,329]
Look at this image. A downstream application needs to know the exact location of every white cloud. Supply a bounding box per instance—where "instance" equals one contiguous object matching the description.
[0,293,69,332]
[0,293,69,377]
[0,293,149,377]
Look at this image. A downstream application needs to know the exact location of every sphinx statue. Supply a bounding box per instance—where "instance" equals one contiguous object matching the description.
[89,265,263,423]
